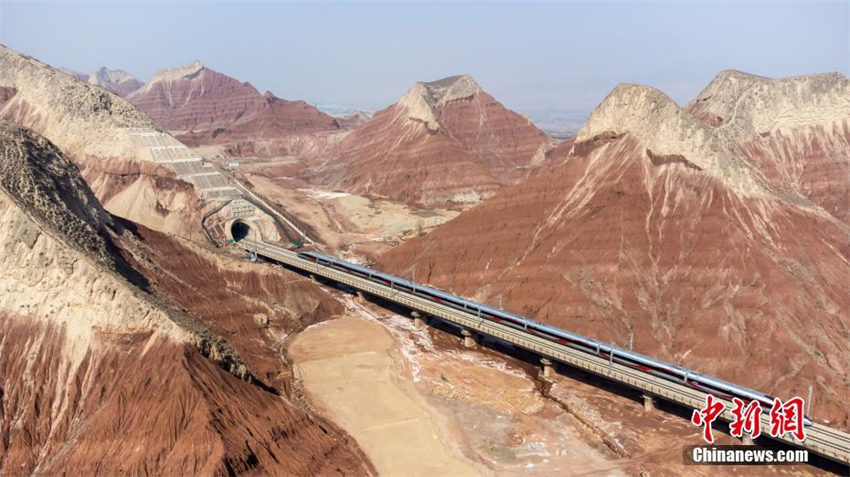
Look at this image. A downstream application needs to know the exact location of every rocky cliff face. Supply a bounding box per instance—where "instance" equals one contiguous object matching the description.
[0,45,206,240]
[686,70,850,224]
[306,74,550,207]
[378,77,850,429]
[128,61,340,156]
[0,122,373,475]
[88,66,144,97]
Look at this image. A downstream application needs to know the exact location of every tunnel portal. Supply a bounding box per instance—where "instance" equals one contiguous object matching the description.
[231,220,252,242]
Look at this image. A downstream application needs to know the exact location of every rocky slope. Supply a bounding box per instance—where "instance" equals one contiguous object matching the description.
[378,79,850,429]
[128,61,341,156]
[0,45,206,240]
[88,66,144,97]
[686,70,850,224]
[177,92,342,157]
[305,74,550,207]
[0,121,372,475]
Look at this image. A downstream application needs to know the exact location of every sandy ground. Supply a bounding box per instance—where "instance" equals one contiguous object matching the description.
[205,153,834,476]
[287,296,832,476]
[251,174,457,257]
[288,313,482,477]
[288,297,623,476]
[220,157,458,258]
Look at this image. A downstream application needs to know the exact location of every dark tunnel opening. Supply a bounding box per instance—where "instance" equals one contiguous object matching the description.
[231,220,252,242]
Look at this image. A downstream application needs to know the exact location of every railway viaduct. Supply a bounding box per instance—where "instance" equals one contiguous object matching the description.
[230,230,850,469]
[133,122,850,470]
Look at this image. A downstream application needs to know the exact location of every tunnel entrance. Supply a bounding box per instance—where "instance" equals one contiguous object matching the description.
[231,220,252,242]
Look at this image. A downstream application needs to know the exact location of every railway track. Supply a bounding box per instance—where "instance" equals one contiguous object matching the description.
[239,238,850,466]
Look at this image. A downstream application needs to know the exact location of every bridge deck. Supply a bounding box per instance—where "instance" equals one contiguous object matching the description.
[239,239,850,465]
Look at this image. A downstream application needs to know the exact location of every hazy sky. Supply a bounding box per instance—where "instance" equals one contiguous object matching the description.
[1,1,848,115]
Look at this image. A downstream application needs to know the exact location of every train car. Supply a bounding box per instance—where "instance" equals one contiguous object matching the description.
[297,250,812,426]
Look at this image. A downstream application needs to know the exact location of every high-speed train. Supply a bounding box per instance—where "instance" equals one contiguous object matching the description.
[299,249,812,426]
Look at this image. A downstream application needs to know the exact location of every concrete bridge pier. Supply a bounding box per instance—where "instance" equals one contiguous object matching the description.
[642,394,655,412]
[411,311,426,329]
[461,329,476,348]
[356,291,365,303]
[309,274,317,283]
[741,435,754,445]
[540,358,555,378]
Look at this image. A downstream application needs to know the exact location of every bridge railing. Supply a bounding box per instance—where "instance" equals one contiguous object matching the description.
[238,239,850,465]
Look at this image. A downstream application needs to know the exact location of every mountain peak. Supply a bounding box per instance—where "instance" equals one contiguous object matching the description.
[577,82,770,198]
[148,60,205,84]
[578,83,681,142]
[128,60,206,98]
[686,69,850,135]
[86,67,143,97]
[88,67,138,86]
[685,70,769,126]
[694,69,771,103]
[420,74,482,105]
[714,69,770,84]
[396,74,482,130]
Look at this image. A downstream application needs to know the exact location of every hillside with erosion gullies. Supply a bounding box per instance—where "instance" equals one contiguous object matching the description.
[378,75,850,430]
[0,45,209,240]
[3,36,848,475]
[0,121,373,475]
[128,61,343,157]
[686,69,850,225]
[303,74,552,208]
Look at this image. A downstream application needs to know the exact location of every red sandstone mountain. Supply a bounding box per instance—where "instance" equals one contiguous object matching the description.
[0,122,372,475]
[88,66,144,97]
[178,91,342,157]
[128,61,340,155]
[378,75,850,430]
[0,47,288,246]
[127,61,265,130]
[686,69,850,225]
[0,46,374,474]
[305,74,550,207]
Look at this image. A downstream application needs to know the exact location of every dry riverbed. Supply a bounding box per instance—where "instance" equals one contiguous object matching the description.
[286,295,829,476]
[288,313,481,476]
[287,298,620,476]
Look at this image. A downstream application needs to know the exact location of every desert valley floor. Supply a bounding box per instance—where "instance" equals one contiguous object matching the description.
[0,38,848,476]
